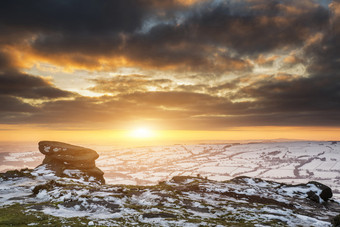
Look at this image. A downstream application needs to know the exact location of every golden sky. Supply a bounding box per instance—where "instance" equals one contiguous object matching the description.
[0,0,339,144]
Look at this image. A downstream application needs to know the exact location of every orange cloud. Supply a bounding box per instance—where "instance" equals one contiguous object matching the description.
[176,0,208,6]
[255,55,278,66]
[283,55,303,65]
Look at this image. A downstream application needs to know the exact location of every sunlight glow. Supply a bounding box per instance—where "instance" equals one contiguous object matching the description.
[130,127,154,139]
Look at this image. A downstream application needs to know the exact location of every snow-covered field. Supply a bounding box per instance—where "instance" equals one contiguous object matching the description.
[1,141,339,199]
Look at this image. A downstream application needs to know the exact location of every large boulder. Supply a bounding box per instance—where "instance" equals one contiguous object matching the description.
[37,141,105,184]
[307,181,332,202]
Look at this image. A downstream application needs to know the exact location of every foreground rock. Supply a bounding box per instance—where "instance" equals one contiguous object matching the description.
[310,181,333,202]
[37,141,105,184]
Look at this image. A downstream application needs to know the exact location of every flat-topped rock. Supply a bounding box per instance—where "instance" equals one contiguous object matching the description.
[39,141,99,161]
[36,141,105,184]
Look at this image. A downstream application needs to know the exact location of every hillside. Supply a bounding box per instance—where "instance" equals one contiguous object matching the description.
[1,167,339,226]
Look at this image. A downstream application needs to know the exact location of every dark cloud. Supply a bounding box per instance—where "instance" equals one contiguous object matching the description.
[0,0,147,68]
[227,72,340,127]
[0,95,36,113]
[13,95,196,128]
[0,50,74,99]
[305,20,340,75]
[27,97,114,126]
[242,75,340,110]
[0,50,74,124]
[1,86,340,129]
[184,1,329,55]
[0,95,38,124]
[0,0,144,33]
[0,70,73,99]
[0,0,328,73]
[26,0,328,64]
[0,51,13,70]
[124,27,254,72]
[0,0,339,130]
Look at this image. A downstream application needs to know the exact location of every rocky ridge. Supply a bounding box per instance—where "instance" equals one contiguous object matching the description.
[0,141,340,226]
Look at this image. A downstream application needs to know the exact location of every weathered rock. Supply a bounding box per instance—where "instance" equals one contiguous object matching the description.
[39,141,99,161]
[307,190,320,203]
[308,181,333,202]
[36,141,105,184]
[42,156,96,169]
[85,166,104,177]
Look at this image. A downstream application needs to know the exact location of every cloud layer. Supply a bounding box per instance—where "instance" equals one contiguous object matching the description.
[0,0,339,130]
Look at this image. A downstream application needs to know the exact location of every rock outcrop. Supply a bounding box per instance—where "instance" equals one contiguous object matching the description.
[308,181,333,202]
[37,141,105,184]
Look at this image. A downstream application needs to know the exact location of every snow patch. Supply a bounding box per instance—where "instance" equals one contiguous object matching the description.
[53,148,61,152]
[44,146,50,153]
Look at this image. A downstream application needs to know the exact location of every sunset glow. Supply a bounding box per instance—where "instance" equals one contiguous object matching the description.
[130,127,155,139]
[0,0,339,144]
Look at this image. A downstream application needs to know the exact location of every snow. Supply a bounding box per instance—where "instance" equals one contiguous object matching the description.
[199,166,234,174]
[243,178,270,188]
[331,162,340,170]
[260,168,294,178]
[100,141,340,199]
[1,137,340,227]
[36,189,49,200]
[44,146,50,153]
[3,151,41,163]
[278,183,323,201]
[63,169,82,177]
[131,190,161,206]
[31,165,57,180]
[53,148,61,152]
[2,141,340,200]
[0,179,36,206]
[294,214,332,226]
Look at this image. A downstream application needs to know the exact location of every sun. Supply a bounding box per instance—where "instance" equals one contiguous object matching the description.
[130,127,154,139]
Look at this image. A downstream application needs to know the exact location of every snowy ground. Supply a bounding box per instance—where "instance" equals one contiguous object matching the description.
[1,141,339,199]
[1,168,339,226]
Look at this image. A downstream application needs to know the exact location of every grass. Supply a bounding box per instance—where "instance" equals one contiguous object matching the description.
[0,203,59,226]
[0,203,96,227]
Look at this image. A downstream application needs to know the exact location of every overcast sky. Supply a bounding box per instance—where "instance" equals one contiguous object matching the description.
[0,0,339,134]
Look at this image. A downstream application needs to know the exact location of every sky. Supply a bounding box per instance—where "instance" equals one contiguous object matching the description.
[0,0,339,145]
